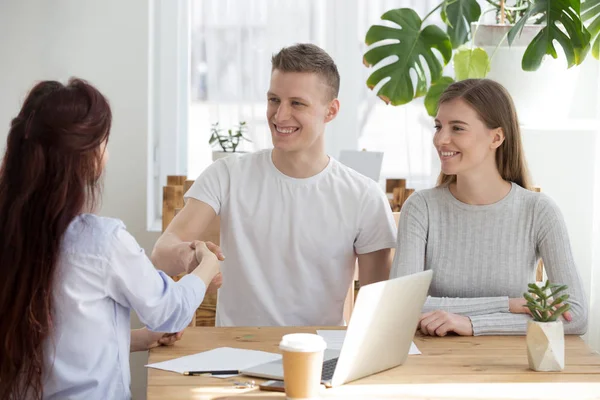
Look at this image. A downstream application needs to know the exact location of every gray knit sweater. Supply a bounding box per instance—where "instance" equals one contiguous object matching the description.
[390,182,588,336]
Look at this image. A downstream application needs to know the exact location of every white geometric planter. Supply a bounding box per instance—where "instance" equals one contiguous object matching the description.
[526,320,565,372]
[212,151,246,162]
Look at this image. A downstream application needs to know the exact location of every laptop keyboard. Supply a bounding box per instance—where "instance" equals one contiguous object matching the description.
[321,357,339,381]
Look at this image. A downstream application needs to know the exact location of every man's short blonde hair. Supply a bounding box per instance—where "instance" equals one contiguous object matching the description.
[271,43,340,101]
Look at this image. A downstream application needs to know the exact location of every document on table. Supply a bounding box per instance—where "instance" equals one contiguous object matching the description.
[145,347,282,378]
[317,330,421,355]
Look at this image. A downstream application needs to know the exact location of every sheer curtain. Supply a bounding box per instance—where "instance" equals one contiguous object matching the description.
[357,0,447,189]
[189,0,452,186]
[189,0,323,178]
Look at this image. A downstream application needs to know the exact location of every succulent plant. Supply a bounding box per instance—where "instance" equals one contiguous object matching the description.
[523,280,571,322]
[209,121,252,153]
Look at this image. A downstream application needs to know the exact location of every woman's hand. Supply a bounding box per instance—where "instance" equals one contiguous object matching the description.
[147,330,184,349]
[190,240,223,293]
[190,241,221,288]
[130,328,184,352]
[509,298,530,315]
[191,240,225,262]
[419,311,473,336]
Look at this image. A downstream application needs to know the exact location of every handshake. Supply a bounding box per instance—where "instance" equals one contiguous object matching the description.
[187,240,224,294]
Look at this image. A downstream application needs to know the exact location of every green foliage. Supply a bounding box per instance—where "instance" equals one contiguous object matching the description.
[442,0,482,48]
[424,76,454,116]
[454,45,491,80]
[364,8,452,107]
[208,121,252,153]
[582,0,600,59]
[363,0,597,116]
[490,0,535,24]
[523,280,571,322]
[508,0,590,71]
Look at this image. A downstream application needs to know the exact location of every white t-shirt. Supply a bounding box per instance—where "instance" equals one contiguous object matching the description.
[186,149,397,326]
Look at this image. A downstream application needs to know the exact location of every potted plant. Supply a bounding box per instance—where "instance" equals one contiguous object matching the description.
[363,0,600,120]
[208,121,252,161]
[523,280,571,372]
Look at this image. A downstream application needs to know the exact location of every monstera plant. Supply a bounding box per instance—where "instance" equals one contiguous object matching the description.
[582,0,600,58]
[364,0,600,116]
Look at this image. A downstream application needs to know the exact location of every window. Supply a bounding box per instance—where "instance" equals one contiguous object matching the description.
[188,0,443,180]
[150,0,459,229]
[188,0,326,179]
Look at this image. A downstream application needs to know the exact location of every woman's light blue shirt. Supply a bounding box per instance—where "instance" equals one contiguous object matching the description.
[42,214,205,399]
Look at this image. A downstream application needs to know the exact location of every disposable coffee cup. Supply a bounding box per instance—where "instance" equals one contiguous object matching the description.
[279,333,327,400]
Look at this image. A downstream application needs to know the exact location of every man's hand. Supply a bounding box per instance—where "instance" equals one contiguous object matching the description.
[190,241,224,293]
[152,198,218,276]
[205,272,223,294]
[190,240,225,262]
[179,240,226,274]
[419,311,473,336]
[189,241,222,288]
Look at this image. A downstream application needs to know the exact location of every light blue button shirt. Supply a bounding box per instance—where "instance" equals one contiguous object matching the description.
[41,214,205,400]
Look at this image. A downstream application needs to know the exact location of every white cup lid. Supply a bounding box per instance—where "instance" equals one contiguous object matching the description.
[279,333,327,353]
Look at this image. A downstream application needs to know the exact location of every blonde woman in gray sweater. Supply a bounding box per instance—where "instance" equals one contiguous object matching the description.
[391,79,588,336]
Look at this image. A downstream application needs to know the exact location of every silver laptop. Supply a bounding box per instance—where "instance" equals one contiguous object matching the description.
[338,150,384,182]
[241,270,433,387]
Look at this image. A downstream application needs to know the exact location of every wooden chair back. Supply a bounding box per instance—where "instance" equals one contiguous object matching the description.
[386,179,415,212]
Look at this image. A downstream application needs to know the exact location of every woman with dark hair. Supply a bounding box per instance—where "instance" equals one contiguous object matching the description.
[391,79,587,337]
[0,78,221,399]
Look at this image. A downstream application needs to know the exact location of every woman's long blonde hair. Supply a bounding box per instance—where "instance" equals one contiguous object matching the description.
[436,79,532,189]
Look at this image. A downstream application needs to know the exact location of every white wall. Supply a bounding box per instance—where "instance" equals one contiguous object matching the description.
[0,2,44,146]
[0,1,157,398]
[591,136,600,352]
[521,124,600,350]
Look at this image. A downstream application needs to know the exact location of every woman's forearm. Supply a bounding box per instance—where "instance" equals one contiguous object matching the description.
[423,296,510,316]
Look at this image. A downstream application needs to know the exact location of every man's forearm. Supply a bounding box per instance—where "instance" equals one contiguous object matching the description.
[359,265,390,286]
[151,233,194,276]
[358,248,392,286]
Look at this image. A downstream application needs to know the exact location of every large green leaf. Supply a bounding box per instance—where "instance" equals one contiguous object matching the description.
[441,0,482,48]
[507,0,590,71]
[453,46,491,80]
[364,8,453,106]
[424,76,454,116]
[582,0,600,59]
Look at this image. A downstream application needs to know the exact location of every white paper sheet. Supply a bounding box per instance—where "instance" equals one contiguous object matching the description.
[145,347,282,378]
[317,330,421,355]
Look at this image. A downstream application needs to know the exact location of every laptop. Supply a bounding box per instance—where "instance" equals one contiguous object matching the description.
[338,150,384,182]
[241,270,433,387]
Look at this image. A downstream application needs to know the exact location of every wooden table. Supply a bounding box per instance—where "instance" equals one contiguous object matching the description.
[147,327,600,399]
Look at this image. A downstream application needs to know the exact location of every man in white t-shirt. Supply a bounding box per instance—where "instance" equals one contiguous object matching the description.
[152,43,397,326]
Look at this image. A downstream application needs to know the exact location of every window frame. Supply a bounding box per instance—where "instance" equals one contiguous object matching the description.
[148,0,190,231]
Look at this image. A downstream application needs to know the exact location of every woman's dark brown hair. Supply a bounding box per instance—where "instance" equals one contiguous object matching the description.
[0,78,112,399]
